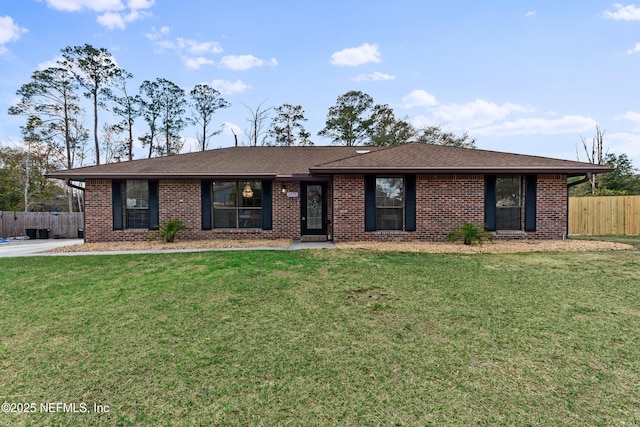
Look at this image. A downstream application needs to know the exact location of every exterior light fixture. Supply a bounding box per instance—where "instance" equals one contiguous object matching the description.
[242,182,253,198]
[281,184,287,194]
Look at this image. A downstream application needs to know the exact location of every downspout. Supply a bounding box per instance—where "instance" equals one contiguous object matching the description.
[566,173,592,239]
[567,173,592,188]
[66,179,86,240]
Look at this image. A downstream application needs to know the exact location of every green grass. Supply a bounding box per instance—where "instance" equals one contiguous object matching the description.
[572,233,640,248]
[1,248,639,426]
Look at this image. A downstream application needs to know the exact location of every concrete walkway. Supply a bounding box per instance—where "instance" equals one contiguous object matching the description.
[0,238,334,258]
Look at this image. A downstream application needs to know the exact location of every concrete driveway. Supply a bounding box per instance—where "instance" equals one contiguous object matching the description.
[0,239,84,257]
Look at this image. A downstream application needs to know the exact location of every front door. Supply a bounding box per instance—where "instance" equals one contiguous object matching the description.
[301,182,326,235]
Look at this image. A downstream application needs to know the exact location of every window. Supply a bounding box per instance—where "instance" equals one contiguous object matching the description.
[375,177,404,230]
[125,180,149,229]
[212,181,262,228]
[495,175,522,230]
[485,175,537,232]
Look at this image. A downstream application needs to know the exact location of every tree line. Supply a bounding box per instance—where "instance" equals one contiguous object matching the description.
[6,43,635,212]
[7,44,475,166]
[1,44,475,211]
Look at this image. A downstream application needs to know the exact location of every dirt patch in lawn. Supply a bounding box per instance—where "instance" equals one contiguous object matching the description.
[345,286,393,306]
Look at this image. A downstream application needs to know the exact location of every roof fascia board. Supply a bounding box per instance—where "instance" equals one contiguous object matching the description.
[309,166,613,175]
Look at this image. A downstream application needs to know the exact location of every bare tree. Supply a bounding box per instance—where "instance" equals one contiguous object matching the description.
[578,125,606,195]
[243,100,272,146]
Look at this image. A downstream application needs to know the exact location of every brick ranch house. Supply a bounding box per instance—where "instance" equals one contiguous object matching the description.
[47,142,610,243]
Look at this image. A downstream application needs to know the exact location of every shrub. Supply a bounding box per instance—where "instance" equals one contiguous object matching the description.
[448,222,495,245]
[159,218,188,243]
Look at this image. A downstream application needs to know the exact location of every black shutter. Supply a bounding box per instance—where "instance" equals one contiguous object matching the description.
[112,180,123,230]
[262,180,272,230]
[524,175,537,232]
[484,175,496,231]
[148,180,159,230]
[201,180,212,230]
[364,175,376,231]
[405,175,416,232]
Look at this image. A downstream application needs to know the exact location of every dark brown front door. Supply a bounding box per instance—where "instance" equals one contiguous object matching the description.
[301,182,326,235]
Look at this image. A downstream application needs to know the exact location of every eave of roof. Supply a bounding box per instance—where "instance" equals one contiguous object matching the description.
[45,143,613,181]
[310,166,613,177]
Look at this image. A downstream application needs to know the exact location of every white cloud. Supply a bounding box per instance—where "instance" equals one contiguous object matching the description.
[617,111,640,130]
[97,12,126,29]
[525,10,536,17]
[222,122,242,138]
[128,0,154,9]
[157,38,223,55]
[627,42,640,53]
[210,79,250,95]
[154,37,222,55]
[408,98,592,139]
[605,132,640,163]
[185,56,214,70]
[352,71,395,82]
[36,55,64,70]
[42,0,124,12]
[0,16,28,55]
[399,90,437,108]
[431,99,530,129]
[603,3,640,20]
[184,40,223,55]
[218,55,277,71]
[144,26,170,41]
[151,33,223,69]
[472,115,596,137]
[42,0,154,29]
[330,43,381,66]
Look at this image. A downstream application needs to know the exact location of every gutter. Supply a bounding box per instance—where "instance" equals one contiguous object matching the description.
[66,179,85,192]
[309,167,613,176]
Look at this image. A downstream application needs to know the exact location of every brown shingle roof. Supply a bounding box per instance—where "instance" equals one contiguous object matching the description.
[46,143,610,181]
[311,143,611,175]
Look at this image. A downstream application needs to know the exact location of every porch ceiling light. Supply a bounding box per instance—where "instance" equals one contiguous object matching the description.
[242,182,254,198]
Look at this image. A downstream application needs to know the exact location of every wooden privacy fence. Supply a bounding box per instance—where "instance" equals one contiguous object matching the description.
[0,211,84,239]
[569,196,640,235]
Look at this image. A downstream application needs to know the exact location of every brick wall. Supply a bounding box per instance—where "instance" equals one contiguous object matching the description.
[530,174,568,240]
[331,173,568,242]
[84,179,303,243]
[85,174,569,243]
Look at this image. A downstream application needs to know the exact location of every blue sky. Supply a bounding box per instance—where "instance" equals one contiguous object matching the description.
[1,0,640,167]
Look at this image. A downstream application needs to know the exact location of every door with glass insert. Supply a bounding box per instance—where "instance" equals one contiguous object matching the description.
[301,182,326,235]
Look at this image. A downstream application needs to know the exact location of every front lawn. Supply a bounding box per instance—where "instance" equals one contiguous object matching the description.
[1,249,639,426]
[572,233,640,248]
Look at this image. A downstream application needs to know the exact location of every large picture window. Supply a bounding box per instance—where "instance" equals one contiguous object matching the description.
[213,181,262,228]
[496,175,522,230]
[375,177,404,230]
[125,180,149,229]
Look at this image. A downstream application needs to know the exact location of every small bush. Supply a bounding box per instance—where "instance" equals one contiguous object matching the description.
[159,218,188,243]
[448,222,495,245]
